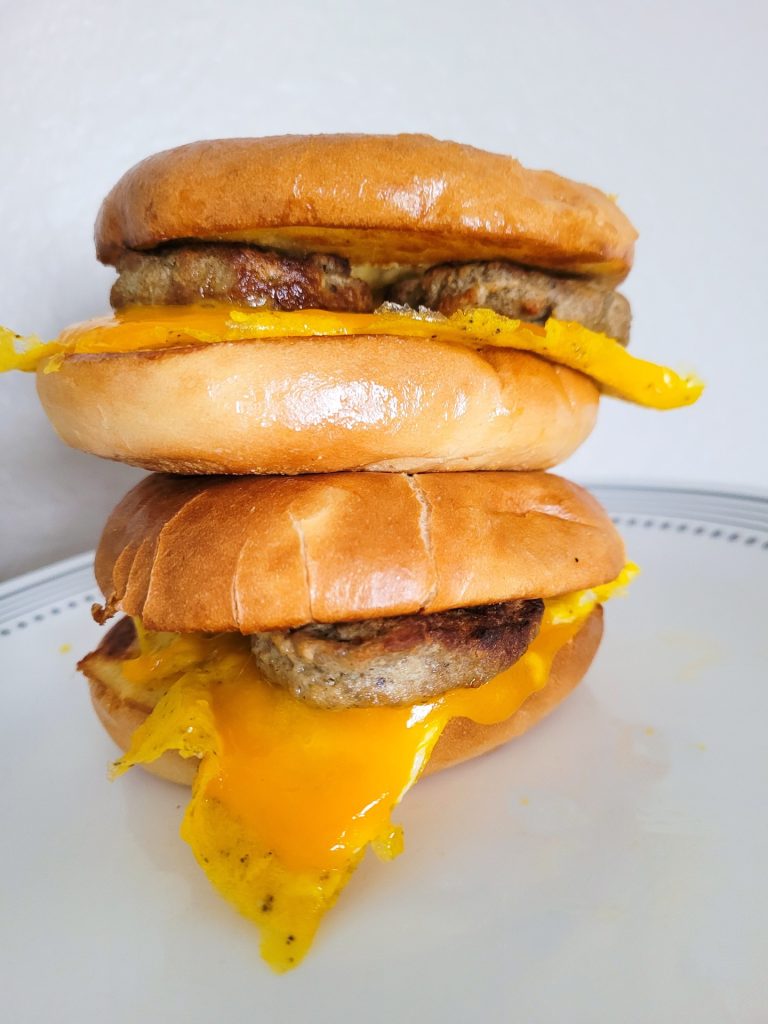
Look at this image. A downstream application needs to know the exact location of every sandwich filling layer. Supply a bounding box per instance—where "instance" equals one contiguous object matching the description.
[2,303,701,408]
[110,243,630,341]
[84,565,635,971]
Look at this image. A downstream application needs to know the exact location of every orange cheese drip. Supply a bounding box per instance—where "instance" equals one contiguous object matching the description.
[113,567,635,969]
[206,616,583,874]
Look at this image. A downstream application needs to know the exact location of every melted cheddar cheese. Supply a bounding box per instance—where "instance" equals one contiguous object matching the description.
[112,565,636,971]
[1,305,701,409]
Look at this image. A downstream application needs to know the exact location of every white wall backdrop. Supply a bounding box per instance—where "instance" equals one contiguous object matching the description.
[1,0,766,578]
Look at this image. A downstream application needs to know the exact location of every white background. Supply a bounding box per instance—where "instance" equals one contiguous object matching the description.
[1,0,766,579]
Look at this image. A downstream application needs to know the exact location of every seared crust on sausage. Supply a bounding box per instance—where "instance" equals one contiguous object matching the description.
[390,261,631,342]
[250,599,544,709]
[111,244,374,312]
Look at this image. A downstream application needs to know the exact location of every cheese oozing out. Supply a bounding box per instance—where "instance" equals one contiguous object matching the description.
[0,305,701,409]
[111,565,636,971]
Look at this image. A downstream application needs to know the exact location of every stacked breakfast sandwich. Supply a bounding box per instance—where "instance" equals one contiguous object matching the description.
[1,135,701,969]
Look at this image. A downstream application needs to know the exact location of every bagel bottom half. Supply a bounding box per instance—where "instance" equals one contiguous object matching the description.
[84,607,603,788]
[37,336,598,474]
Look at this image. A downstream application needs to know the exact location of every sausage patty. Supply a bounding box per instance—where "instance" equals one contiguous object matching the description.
[111,243,629,341]
[250,599,544,709]
[111,244,375,312]
[390,261,631,342]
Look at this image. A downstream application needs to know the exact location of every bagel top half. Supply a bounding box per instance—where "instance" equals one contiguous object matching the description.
[95,133,637,277]
[94,469,625,634]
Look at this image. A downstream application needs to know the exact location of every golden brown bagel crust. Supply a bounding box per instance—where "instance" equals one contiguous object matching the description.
[83,608,603,787]
[35,339,599,475]
[95,135,636,279]
[94,472,624,633]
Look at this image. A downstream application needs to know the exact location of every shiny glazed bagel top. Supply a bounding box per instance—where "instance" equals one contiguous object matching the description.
[95,134,637,278]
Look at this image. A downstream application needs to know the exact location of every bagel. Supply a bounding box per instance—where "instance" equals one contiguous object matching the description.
[93,470,625,633]
[95,134,636,277]
[37,339,599,475]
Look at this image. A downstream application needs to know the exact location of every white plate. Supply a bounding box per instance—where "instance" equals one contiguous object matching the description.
[1,486,766,1024]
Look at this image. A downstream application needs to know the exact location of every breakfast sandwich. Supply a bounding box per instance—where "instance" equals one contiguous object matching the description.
[79,470,634,970]
[1,134,700,473]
